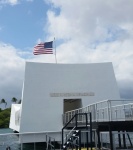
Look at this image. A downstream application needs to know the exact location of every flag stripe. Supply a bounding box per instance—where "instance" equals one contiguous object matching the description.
[33,41,53,55]
[34,49,53,52]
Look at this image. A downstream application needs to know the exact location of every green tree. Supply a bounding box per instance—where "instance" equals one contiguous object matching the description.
[0,108,11,128]
[11,97,17,103]
[0,113,4,128]
[0,120,4,127]
[0,99,7,108]
[4,117,10,128]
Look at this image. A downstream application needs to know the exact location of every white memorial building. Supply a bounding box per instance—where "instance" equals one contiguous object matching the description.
[9,62,120,143]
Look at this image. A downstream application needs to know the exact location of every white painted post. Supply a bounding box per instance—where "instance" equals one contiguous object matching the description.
[107,100,112,121]
[95,103,97,122]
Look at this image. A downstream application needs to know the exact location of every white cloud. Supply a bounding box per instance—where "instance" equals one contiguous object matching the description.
[0,0,19,5]
[0,0,34,6]
[44,0,133,99]
[47,0,133,42]
[0,42,25,104]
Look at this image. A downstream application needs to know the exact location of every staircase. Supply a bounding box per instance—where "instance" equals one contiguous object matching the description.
[62,113,93,150]
[63,129,80,150]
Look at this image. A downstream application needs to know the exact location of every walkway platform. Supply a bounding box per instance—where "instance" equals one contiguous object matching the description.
[63,99,133,150]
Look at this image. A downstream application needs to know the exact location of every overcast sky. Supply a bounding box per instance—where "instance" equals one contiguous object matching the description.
[0,0,133,107]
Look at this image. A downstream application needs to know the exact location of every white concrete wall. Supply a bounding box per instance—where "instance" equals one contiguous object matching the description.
[9,104,21,131]
[10,62,120,135]
[80,62,120,106]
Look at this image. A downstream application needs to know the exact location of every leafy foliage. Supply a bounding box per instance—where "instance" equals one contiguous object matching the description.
[0,97,20,128]
[0,98,7,108]
[0,108,11,128]
[11,97,17,103]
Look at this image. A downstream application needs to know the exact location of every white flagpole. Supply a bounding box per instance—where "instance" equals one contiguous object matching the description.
[54,37,57,63]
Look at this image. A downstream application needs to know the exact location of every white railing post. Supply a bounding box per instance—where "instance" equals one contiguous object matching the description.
[97,110,99,122]
[95,103,97,122]
[115,107,118,121]
[102,109,104,121]
[123,105,126,121]
[107,100,112,121]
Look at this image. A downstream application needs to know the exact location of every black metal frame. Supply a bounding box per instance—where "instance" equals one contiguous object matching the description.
[94,121,133,150]
[62,112,92,150]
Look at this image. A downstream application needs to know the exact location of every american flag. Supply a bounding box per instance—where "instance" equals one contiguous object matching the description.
[33,41,53,55]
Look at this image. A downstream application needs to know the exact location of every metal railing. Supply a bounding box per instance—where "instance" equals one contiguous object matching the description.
[63,99,133,124]
[62,113,93,150]
[46,134,55,150]
[0,131,61,150]
[100,131,133,150]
